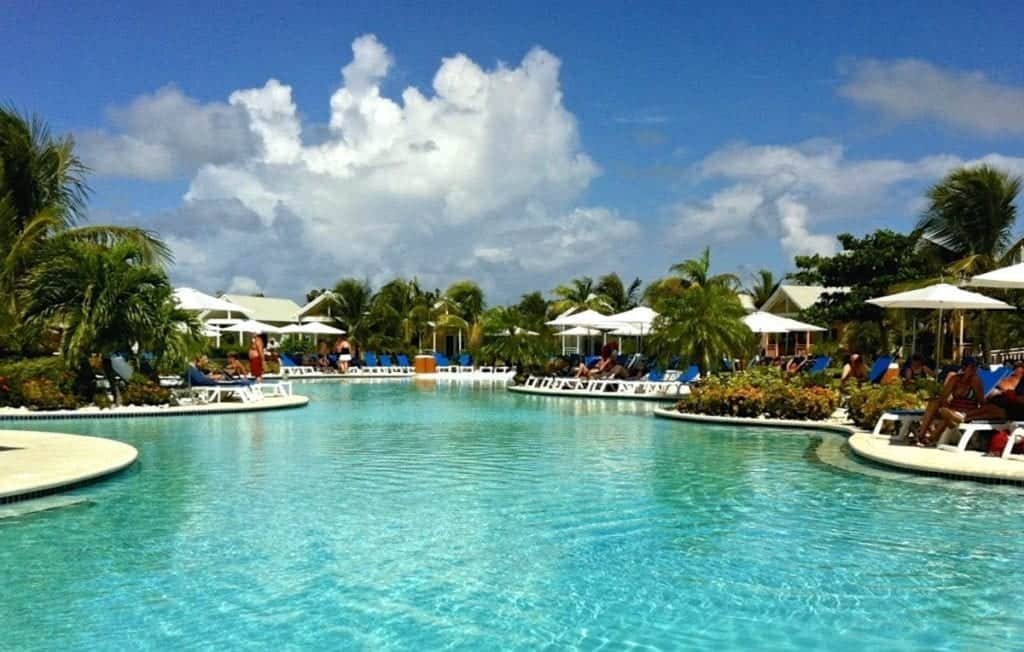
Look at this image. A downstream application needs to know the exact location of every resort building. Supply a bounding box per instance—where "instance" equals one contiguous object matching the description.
[759,284,848,356]
[219,294,304,328]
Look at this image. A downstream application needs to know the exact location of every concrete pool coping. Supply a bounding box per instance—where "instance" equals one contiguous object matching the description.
[653,408,1024,484]
[0,430,138,501]
[0,394,309,421]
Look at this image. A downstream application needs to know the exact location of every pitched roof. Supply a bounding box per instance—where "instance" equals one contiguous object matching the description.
[736,293,756,313]
[297,291,336,318]
[220,294,303,324]
[760,284,848,313]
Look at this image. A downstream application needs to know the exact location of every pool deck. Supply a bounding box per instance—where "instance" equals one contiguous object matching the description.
[0,430,138,501]
[653,408,1024,484]
[0,394,308,421]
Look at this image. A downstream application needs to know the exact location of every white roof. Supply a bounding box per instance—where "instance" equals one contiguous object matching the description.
[737,293,757,313]
[173,288,253,315]
[867,283,1013,311]
[761,284,848,313]
[221,319,283,334]
[969,263,1024,289]
[220,294,303,324]
[297,291,337,319]
[606,306,659,326]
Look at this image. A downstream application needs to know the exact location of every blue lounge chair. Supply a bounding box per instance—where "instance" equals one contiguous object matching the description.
[805,356,831,375]
[396,354,414,373]
[434,353,459,373]
[380,354,399,373]
[868,356,893,384]
[676,365,700,384]
[458,353,473,372]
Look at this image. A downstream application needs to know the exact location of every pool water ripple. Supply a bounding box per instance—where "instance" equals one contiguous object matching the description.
[2,381,1023,650]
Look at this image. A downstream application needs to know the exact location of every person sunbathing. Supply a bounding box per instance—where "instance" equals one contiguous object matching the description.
[840,353,868,385]
[221,353,247,380]
[902,354,934,384]
[964,362,1024,422]
[915,357,983,447]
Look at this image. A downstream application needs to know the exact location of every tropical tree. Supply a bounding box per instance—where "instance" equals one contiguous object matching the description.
[648,283,752,374]
[445,280,486,349]
[18,237,185,401]
[515,291,549,332]
[328,277,374,345]
[550,276,612,316]
[746,269,778,309]
[478,306,553,372]
[917,165,1022,277]
[669,246,740,289]
[596,273,642,312]
[642,276,687,313]
[0,107,168,352]
[648,248,751,372]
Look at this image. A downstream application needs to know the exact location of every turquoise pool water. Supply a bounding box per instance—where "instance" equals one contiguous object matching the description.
[2,381,1022,650]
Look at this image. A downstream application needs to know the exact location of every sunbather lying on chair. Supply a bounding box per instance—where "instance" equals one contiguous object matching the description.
[916,357,983,447]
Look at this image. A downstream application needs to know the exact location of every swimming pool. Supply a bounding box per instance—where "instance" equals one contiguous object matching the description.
[2,381,1021,650]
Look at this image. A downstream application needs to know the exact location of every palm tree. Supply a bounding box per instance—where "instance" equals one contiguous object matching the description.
[596,273,642,312]
[329,277,374,345]
[917,165,1022,361]
[642,277,687,313]
[747,269,778,309]
[18,237,178,402]
[669,246,740,289]
[648,282,752,375]
[516,291,549,332]
[479,306,552,373]
[0,108,168,351]
[917,165,1023,277]
[550,276,612,316]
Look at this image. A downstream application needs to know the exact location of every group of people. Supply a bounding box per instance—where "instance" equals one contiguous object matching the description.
[315,336,354,372]
[571,342,640,380]
[914,357,1024,448]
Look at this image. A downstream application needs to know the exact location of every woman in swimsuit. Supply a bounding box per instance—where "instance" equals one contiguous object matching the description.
[248,334,265,382]
[337,337,353,373]
[916,357,983,447]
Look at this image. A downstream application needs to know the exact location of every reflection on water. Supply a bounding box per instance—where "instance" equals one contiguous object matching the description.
[1,383,1022,650]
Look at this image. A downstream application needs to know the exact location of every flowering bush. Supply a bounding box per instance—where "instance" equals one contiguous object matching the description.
[18,378,80,410]
[845,383,930,430]
[121,376,172,406]
[0,358,81,409]
[677,368,840,421]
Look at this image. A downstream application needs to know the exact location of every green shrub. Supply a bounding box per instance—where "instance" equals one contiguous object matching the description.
[121,375,172,406]
[845,383,930,430]
[677,368,840,421]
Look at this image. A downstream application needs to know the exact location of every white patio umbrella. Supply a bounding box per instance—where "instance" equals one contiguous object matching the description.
[546,308,615,329]
[604,306,659,352]
[742,311,794,334]
[968,263,1024,289]
[867,283,1013,362]
[279,322,346,336]
[555,325,603,356]
[221,319,282,334]
[173,288,253,315]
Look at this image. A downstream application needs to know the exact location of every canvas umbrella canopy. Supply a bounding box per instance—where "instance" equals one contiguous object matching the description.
[173,288,253,315]
[968,263,1024,289]
[221,319,282,334]
[546,309,616,329]
[279,322,346,336]
[742,311,795,334]
[867,283,1013,362]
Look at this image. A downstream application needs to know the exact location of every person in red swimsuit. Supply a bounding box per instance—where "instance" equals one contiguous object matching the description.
[248,334,265,381]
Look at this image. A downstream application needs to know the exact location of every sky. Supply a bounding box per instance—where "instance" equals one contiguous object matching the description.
[4,1,1024,303]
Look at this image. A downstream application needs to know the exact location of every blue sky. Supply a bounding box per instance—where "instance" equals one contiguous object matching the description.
[4,1,1023,302]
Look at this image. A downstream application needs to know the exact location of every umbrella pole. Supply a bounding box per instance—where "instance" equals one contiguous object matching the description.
[959,312,965,361]
[936,307,943,365]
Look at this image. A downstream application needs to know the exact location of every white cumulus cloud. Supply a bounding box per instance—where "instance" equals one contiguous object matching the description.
[669,140,1024,258]
[78,86,260,180]
[100,35,629,300]
[839,58,1024,135]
